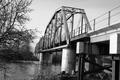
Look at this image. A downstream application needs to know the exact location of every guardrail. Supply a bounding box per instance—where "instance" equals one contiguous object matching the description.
[90,5,120,31]
[72,5,120,37]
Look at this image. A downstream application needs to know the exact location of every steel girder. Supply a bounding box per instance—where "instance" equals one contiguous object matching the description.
[39,6,91,51]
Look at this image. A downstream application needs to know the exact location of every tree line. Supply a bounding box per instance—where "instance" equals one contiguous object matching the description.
[0,0,38,61]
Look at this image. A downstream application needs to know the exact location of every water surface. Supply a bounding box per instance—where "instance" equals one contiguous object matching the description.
[0,61,61,80]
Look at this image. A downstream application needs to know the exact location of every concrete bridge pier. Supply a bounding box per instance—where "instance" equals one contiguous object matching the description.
[39,53,53,64]
[110,33,120,80]
[76,42,85,54]
[39,53,43,64]
[75,42,84,72]
[61,47,76,74]
[76,42,91,72]
[76,42,103,70]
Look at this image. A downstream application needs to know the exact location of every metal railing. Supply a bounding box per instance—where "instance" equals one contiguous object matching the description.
[72,5,120,37]
[39,5,120,50]
[90,5,120,31]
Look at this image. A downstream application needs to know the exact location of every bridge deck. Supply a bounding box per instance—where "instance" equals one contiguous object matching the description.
[37,5,120,53]
[70,22,120,43]
[89,23,120,43]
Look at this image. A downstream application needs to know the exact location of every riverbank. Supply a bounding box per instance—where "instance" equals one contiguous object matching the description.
[0,49,39,61]
[0,54,39,62]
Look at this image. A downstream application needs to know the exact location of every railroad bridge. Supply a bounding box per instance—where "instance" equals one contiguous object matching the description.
[35,6,120,80]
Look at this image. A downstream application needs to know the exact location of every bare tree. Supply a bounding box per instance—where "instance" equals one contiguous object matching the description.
[0,0,33,50]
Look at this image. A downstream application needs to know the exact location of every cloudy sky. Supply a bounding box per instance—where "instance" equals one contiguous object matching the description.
[27,0,120,50]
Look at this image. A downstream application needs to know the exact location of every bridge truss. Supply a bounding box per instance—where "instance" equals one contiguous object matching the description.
[38,6,91,52]
[35,6,120,80]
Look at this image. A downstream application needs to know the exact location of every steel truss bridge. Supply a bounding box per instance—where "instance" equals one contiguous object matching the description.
[38,6,91,52]
[36,6,120,80]
[37,6,120,52]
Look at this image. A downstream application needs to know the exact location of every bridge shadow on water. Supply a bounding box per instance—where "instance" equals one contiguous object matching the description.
[32,61,112,80]
[32,63,61,80]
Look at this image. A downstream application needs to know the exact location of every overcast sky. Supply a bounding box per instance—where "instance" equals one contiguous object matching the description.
[27,0,120,50]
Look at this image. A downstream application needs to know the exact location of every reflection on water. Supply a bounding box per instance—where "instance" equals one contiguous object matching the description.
[0,61,61,80]
[33,64,61,80]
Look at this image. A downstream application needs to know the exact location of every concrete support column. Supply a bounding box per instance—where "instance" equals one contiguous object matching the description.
[76,42,84,71]
[61,47,76,74]
[112,60,120,80]
[43,53,53,64]
[110,33,120,54]
[110,33,120,80]
[76,42,84,54]
[39,53,43,64]
[76,42,90,71]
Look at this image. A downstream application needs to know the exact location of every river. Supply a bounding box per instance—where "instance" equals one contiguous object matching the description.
[0,61,61,80]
